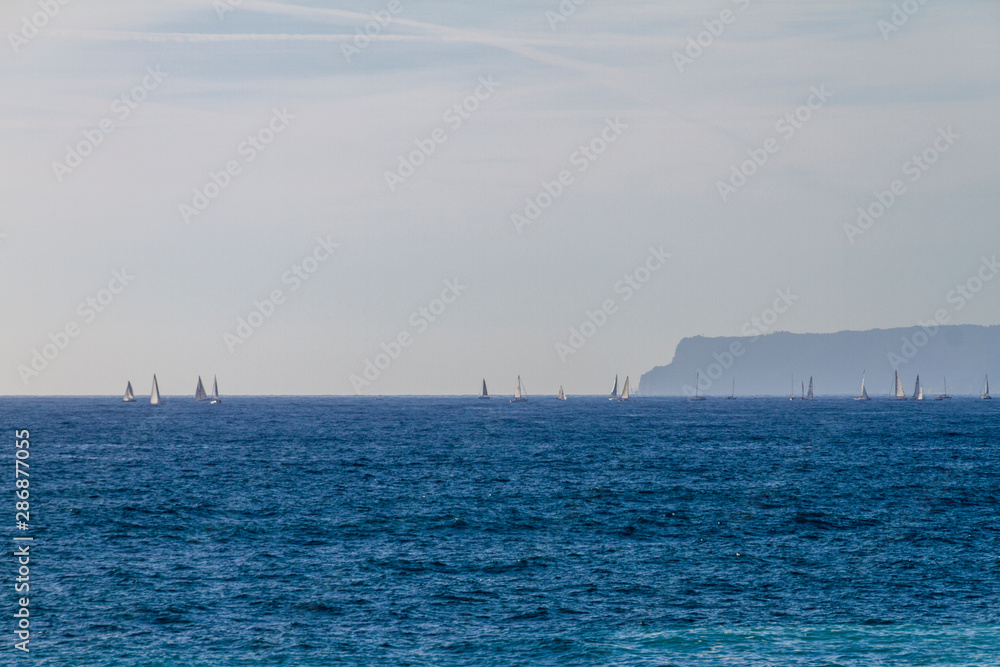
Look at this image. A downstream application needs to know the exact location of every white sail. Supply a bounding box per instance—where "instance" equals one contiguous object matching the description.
[609,375,618,400]
[807,377,814,400]
[511,375,527,402]
[855,371,870,401]
[917,384,924,401]
[619,377,630,401]
[982,375,992,400]
[557,386,566,401]
[195,376,208,401]
[912,376,921,400]
[123,381,135,402]
[479,379,489,399]
[211,376,221,404]
[894,371,906,399]
[150,375,162,406]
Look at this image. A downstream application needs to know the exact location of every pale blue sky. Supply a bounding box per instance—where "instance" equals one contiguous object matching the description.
[2,0,998,395]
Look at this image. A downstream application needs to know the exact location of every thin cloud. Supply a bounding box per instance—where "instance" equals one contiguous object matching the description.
[234,0,622,77]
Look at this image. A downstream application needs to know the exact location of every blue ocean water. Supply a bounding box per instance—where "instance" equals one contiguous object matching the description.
[4,396,1000,665]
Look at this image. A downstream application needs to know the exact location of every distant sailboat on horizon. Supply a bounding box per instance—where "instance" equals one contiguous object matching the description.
[893,370,907,400]
[855,371,871,401]
[511,375,527,402]
[806,377,814,401]
[122,381,136,403]
[691,372,707,401]
[557,385,567,401]
[982,375,992,400]
[479,379,490,399]
[726,377,736,400]
[609,375,619,401]
[619,377,630,402]
[210,376,222,404]
[934,377,951,401]
[150,375,162,406]
[913,375,924,401]
[195,376,208,401]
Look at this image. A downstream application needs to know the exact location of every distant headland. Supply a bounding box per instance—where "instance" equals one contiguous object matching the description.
[639,325,1000,397]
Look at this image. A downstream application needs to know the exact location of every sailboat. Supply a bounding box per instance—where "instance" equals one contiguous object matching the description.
[854,371,871,401]
[913,376,924,401]
[619,377,630,402]
[726,377,736,400]
[479,379,490,399]
[892,370,907,400]
[934,377,951,401]
[691,372,707,401]
[557,386,567,401]
[195,376,208,401]
[609,375,619,401]
[981,375,992,400]
[801,381,806,400]
[210,375,222,404]
[806,377,814,401]
[150,374,162,406]
[510,375,527,402]
[122,381,136,402]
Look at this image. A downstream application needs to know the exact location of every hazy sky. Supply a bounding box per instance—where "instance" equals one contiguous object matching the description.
[2,0,998,396]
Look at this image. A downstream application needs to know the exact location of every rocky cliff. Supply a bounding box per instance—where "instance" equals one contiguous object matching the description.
[639,325,1000,397]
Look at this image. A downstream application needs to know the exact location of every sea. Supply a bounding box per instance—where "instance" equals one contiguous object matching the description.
[3,396,999,666]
